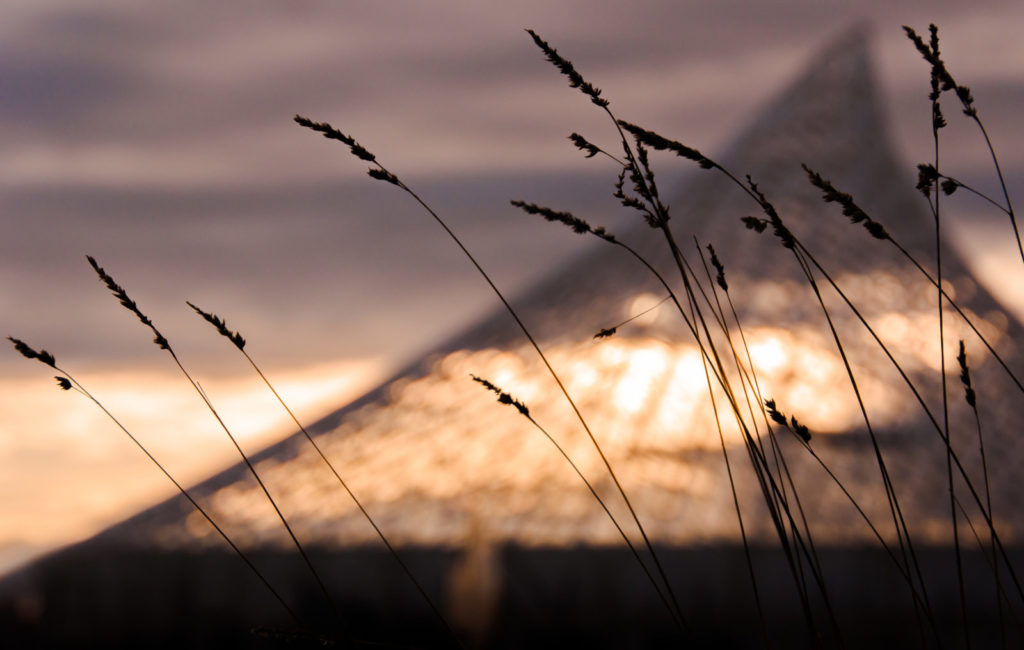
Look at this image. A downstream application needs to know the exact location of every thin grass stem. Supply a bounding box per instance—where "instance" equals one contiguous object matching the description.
[85,257,346,638]
[469,375,687,636]
[187,302,465,649]
[6,337,302,626]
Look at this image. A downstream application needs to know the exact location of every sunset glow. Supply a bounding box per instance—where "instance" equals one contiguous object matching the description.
[2,0,1023,592]
[142,276,1010,551]
[0,357,385,568]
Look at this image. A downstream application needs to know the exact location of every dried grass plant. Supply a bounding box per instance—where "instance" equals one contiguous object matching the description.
[9,23,1022,649]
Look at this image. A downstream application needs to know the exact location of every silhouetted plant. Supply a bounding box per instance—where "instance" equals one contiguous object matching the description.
[9,22,1022,650]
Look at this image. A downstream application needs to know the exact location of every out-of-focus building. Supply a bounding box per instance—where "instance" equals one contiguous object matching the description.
[2,27,1022,649]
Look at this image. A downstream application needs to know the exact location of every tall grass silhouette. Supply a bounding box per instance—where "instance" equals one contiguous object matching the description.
[8,23,1022,648]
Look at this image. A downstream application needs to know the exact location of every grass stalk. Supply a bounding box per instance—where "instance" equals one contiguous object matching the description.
[691,241,835,621]
[85,256,347,639]
[522,40,834,625]
[694,331,771,647]
[469,376,687,636]
[904,24,1022,264]
[187,302,465,649]
[294,111,690,633]
[957,340,1005,646]
[6,337,303,627]
[802,163,1024,396]
[789,234,1024,603]
[15,22,1020,647]
[916,27,971,642]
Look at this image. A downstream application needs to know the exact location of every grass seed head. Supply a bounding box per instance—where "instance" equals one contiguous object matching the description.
[765,399,787,426]
[8,336,56,368]
[367,168,399,185]
[790,416,811,443]
[613,164,661,227]
[803,164,889,240]
[471,374,530,417]
[569,133,601,158]
[525,29,608,108]
[616,120,713,169]
[187,301,246,350]
[766,398,811,442]
[904,25,976,117]
[294,114,377,162]
[510,200,616,241]
[707,244,728,292]
[746,177,794,250]
[957,340,977,407]
[87,255,169,351]
[916,163,939,197]
[741,216,768,233]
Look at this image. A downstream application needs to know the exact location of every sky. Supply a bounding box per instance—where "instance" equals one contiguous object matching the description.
[1,0,1023,574]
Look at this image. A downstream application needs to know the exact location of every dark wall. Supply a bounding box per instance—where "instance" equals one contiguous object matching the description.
[0,543,1017,649]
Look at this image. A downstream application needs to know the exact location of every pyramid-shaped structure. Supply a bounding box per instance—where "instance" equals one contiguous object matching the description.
[3,27,1023,648]
[101,26,1023,550]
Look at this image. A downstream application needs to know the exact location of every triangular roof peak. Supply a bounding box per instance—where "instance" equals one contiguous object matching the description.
[80,24,1021,552]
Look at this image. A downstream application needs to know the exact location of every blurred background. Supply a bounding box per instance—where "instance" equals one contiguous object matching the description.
[1,0,1022,574]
